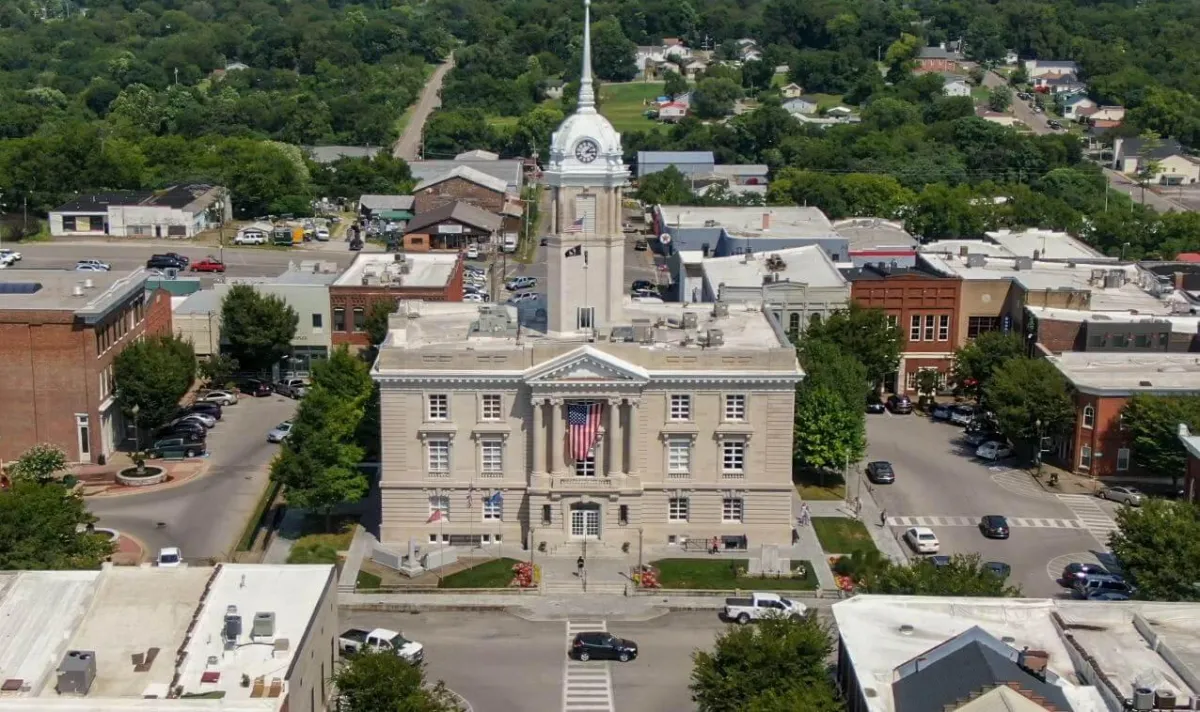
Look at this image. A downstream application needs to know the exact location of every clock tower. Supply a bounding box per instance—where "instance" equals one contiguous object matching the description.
[544,0,630,337]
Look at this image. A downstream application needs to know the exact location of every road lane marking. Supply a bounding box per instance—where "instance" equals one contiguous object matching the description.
[889,516,1084,529]
[563,620,615,712]
[989,470,1051,499]
[1056,494,1118,547]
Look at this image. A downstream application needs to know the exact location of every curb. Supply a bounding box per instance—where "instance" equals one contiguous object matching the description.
[84,463,213,499]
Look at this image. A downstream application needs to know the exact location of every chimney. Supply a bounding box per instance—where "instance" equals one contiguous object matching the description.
[762,212,771,230]
[959,246,969,257]
[1175,272,1186,290]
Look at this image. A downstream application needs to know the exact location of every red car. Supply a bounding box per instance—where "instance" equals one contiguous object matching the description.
[190,258,226,273]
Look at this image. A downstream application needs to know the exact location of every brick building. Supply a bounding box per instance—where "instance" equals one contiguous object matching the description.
[401,201,502,252]
[0,268,172,464]
[915,47,966,73]
[412,166,510,215]
[841,263,963,393]
[329,253,464,348]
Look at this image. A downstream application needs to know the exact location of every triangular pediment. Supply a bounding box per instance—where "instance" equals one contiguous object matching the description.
[525,346,650,384]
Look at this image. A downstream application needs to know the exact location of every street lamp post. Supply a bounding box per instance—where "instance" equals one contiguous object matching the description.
[1034,418,1043,477]
[131,404,141,454]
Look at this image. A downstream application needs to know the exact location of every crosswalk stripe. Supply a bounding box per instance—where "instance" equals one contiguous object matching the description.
[887,515,1090,529]
[562,620,616,712]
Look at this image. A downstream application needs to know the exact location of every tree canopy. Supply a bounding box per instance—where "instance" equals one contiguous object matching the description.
[0,481,113,570]
[220,286,299,374]
[1110,499,1200,601]
[1121,395,1200,486]
[984,356,1074,447]
[839,550,1022,597]
[953,331,1026,402]
[334,650,464,712]
[805,305,902,388]
[114,334,196,432]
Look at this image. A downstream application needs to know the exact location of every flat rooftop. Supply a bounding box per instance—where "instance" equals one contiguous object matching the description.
[374,299,792,361]
[333,253,459,289]
[919,253,1169,312]
[0,564,333,709]
[833,595,1200,712]
[986,229,1113,261]
[1046,352,1200,395]
[0,269,148,318]
[1026,306,1200,333]
[703,246,847,290]
[657,206,839,239]
[921,239,1016,258]
[833,218,919,251]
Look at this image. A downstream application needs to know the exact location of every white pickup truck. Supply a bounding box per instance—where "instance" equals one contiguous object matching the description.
[339,627,425,663]
[722,592,807,625]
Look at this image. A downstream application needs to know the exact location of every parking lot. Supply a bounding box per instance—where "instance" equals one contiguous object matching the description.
[340,610,732,712]
[864,410,1123,596]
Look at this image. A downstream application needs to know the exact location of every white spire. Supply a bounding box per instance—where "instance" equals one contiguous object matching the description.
[577,0,596,113]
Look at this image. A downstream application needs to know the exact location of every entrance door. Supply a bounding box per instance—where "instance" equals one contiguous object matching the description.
[570,503,601,539]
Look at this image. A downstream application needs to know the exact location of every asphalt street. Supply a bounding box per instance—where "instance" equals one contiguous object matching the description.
[340,610,732,712]
[500,234,660,298]
[863,412,1124,596]
[88,394,297,561]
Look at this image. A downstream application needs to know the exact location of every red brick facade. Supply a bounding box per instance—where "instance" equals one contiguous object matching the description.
[916,57,963,73]
[413,177,506,215]
[1065,392,1131,477]
[0,287,173,464]
[329,261,465,347]
[1185,454,1200,503]
[850,271,963,393]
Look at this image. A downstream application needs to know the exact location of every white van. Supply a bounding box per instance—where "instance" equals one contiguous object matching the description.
[502,234,518,253]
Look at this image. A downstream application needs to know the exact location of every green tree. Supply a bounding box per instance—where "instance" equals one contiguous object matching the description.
[114,335,196,432]
[635,165,695,205]
[793,385,865,470]
[1134,131,1164,206]
[952,331,1026,402]
[1110,499,1200,601]
[589,19,637,82]
[798,339,869,408]
[987,85,1013,112]
[220,285,299,374]
[692,77,742,119]
[984,357,1074,447]
[364,300,399,348]
[0,481,113,570]
[1121,395,1200,487]
[690,616,839,712]
[334,650,464,712]
[805,305,902,389]
[310,346,374,403]
[663,70,689,100]
[198,354,240,389]
[8,444,69,484]
[845,551,1022,596]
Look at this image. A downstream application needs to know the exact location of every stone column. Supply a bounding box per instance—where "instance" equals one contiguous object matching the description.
[624,399,639,475]
[607,397,621,476]
[550,398,566,475]
[531,397,546,475]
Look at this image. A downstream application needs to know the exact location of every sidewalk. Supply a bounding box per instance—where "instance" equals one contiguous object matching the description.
[262,507,307,564]
[790,490,838,590]
[796,482,909,565]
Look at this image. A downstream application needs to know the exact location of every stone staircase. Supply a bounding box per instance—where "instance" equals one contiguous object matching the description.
[546,540,627,559]
[542,576,629,596]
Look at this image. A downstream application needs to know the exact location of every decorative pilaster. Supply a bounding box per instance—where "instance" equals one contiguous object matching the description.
[550,398,566,475]
[531,396,546,475]
[607,397,621,476]
[624,398,640,475]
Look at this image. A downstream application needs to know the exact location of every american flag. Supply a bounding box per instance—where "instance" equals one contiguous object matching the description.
[567,401,603,460]
[564,216,586,233]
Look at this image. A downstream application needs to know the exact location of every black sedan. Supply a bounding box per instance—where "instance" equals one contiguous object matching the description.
[979,515,1010,539]
[186,402,223,419]
[235,379,274,397]
[1060,562,1108,586]
[153,424,207,442]
[571,632,638,662]
[866,398,886,414]
[146,255,187,270]
[984,561,1012,579]
[886,394,912,414]
[866,461,896,484]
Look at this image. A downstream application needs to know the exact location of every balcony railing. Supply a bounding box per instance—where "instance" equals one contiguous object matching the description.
[553,476,616,490]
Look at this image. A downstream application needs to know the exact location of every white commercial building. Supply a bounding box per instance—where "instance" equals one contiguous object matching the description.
[49,186,231,239]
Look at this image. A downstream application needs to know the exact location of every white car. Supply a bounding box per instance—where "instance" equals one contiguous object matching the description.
[233,233,267,245]
[0,248,20,264]
[975,441,1013,461]
[466,244,480,259]
[157,547,183,567]
[463,293,488,303]
[76,260,111,271]
[904,527,940,554]
[315,228,330,241]
[197,390,238,406]
[507,291,542,305]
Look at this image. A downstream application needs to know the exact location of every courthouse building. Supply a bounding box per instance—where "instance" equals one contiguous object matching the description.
[371,6,803,554]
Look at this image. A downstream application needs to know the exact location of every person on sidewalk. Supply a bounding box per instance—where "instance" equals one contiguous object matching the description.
[710,536,720,554]
[800,502,811,525]
[879,508,888,528]
[576,555,585,577]
[854,498,862,518]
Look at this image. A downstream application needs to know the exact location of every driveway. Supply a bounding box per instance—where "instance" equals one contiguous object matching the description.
[865,412,1120,595]
[1103,168,1190,213]
[393,54,455,161]
[88,394,298,560]
[982,71,1050,134]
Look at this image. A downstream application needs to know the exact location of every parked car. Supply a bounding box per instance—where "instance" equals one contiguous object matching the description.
[630,279,655,292]
[904,527,940,554]
[0,248,21,264]
[505,276,537,291]
[866,461,896,484]
[631,289,659,299]
[984,561,1012,579]
[156,419,207,438]
[149,437,204,458]
[1073,574,1132,599]
[886,394,913,414]
[723,592,806,624]
[949,405,976,426]
[315,227,330,241]
[146,254,187,270]
[175,413,216,429]
[1099,486,1145,506]
[466,244,480,259]
[164,252,189,266]
[339,628,424,662]
[189,258,226,273]
[866,398,886,414]
[267,421,293,443]
[507,291,541,305]
[1048,119,1062,129]
[931,403,953,421]
[186,402,223,419]
[965,429,1004,447]
[157,547,183,567]
[976,441,1012,461]
[463,293,488,303]
[196,390,238,406]
[233,232,267,245]
[1087,591,1131,601]
[570,632,639,662]
[1061,563,1109,585]
[235,379,273,397]
[274,378,309,399]
[929,555,952,568]
[979,515,1010,539]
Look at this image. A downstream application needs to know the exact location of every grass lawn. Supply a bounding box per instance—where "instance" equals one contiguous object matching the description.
[811,518,878,556]
[793,466,846,501]
[486,115,521,129]
[971,86,991,105]
[599,81,664,133]
[806,93,845,111]
[651,558,818,591]
[285,515,357,564]
[438,557,522,588]
[356,570,382,589]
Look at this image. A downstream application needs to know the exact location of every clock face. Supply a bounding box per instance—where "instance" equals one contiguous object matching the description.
[574,139,600,163]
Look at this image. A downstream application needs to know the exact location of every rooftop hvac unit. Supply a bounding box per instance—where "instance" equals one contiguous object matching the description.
[224,605,242,648]
[966,254,987,268]
[707,329,725,347]
[1090,268,1107,284]
[55,651,96,695]
[632,318,653,343]
[1105,269,1125,288]
[713,302,730,318]
[1132,687,1154,711]
[682,312,699,330]
[252,612,276,638]
[1155,690,1177,710]
[1014,257,1034,271]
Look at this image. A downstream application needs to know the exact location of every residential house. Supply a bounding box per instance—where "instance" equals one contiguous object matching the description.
[780,83,803,99]
[942,75,971,97]
[657,101,689,122]
[413,165,512,215]
[782,97,818,116]
[1004,49,1019,66]
[682,58,708,80]
[329,253,465,348]
[1059,94,1097,121]
[916,46,965,73]
[0,268,172,464]
[401,201,502,252]
[1037,73,1086,94]
[1086,122,1120,151]
[1023,59,1078,79]
[825,106,857,119]
[1113,137,1200,185]
[1088,105,1125,123]
[236,221,274,242]
[740,46,763,62]
[49,185,232,238]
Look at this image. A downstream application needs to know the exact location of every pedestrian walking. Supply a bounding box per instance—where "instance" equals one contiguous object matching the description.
[854,498,862,518]
[800,502,811,525]
[576,555,585,577]
[710,536,720,554]
[879,508,888,528]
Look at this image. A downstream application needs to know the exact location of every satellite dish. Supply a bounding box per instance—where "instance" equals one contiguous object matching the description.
[659,233,672,245]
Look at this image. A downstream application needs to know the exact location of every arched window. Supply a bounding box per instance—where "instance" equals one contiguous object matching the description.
[788,313,801,334]
[1082,405,1095,429]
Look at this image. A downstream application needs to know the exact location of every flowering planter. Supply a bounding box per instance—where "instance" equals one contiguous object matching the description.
[116,465,167,487]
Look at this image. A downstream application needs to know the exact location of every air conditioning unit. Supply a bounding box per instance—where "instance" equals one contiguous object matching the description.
[252,612,276,638]
[713,302,730,318]
[55,651,96,695]
[682,312,699,330]
[707,328,725,347]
